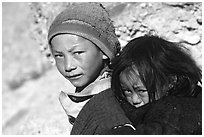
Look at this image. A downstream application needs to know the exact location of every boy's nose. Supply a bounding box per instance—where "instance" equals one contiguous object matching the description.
[64,56,76,72]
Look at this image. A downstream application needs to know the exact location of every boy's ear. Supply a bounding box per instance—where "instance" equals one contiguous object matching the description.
[102,55,108,60]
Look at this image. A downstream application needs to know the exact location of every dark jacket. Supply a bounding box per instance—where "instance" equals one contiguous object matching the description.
[70,88,131,135]
[101,85,202,135]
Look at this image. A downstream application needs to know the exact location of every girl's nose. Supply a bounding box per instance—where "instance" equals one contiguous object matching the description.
[132,92,142,106]
[64,56,76,72]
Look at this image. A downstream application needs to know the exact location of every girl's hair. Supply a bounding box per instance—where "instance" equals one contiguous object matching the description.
[111,35,201,102]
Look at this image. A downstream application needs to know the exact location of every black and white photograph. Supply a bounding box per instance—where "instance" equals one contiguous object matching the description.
[2,2,202,135]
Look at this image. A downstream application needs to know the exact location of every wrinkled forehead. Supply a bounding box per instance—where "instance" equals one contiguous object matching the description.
[119,65,140,87]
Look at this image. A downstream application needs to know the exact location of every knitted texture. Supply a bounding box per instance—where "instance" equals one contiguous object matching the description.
[48,2,120,60]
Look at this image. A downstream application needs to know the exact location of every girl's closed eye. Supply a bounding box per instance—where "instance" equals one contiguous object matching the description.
[133,85,147,93]
[134,88,148,98]
[137,89,148,93]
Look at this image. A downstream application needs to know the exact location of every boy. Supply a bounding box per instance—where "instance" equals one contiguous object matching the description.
[48,2,125,134]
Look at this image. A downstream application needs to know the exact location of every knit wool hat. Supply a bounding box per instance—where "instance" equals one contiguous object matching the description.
[48,2,120,60]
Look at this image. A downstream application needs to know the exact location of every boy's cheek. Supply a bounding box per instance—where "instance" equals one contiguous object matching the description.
[56,62,64,73]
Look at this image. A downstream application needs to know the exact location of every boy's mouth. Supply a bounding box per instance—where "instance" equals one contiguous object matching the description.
[66,74,83,80]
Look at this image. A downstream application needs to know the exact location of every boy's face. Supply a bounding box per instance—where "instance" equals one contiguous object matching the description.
[119,67,149,108]
[50,34,104,89]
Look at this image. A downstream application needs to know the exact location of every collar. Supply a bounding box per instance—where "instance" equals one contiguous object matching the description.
[65,66,111,101]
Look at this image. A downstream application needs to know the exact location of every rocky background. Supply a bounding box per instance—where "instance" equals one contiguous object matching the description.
[2,2,202,135]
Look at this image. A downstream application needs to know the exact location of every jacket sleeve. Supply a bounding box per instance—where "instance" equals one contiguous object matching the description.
[100,120,180,135]
[145,96,201,134]
[101,95,202,135]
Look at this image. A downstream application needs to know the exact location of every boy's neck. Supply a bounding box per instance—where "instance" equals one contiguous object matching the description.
[75,65,110,93]
[75,87,85,93]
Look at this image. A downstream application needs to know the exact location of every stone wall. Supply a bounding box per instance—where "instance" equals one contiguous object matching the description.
[30,2,202,67]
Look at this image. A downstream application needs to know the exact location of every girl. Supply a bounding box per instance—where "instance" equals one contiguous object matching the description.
[104,35,202,134]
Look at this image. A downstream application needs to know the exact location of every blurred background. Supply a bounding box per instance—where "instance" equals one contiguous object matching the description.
[2,2,202,135]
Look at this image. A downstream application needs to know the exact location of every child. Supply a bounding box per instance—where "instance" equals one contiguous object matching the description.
[48,2,130,134]
[104,35,202,134]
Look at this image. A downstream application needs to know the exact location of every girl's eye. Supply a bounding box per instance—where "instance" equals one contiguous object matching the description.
[137,89,148,97]
[125,90,132,93]
[133,86,147,93]
[138,89,148,93]
[124,90,132,96]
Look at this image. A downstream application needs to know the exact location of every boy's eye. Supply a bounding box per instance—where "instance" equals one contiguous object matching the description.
[73,51,84,55]
[54,54,63,58]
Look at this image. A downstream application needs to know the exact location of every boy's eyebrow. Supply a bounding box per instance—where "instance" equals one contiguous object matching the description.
[68,45,78,52]
[52,49,62,53]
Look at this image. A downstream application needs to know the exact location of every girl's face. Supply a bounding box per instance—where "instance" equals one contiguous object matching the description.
[119,67,149,108]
